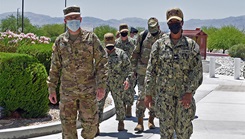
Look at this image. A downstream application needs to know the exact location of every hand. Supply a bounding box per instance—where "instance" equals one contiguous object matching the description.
[49,92,57,104]
[96,88,105,101]
[179,93,192,109]
[123,80,130,90]
[144,95,153,109]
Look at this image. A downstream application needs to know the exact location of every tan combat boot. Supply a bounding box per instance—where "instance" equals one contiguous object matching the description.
[148,116,155,129]
[134,117,144,132]
[118,120,125,131]
[126,105,132,118]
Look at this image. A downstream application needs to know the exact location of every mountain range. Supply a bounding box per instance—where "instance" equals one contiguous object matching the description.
[1,12,245,31]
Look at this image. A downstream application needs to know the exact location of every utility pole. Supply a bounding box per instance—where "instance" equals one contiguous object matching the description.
[64,0,67,32]
[21,0,24,33]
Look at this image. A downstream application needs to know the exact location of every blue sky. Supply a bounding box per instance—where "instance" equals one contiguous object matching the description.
[0,0,245,22]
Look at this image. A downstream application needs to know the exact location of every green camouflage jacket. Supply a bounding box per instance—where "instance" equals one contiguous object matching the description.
[47,29,108,94]
[131,30,165,75]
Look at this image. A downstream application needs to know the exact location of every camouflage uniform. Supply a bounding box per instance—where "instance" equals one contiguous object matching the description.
[131,29,165,118]
[98,33,131,132]
[106,47,132,121]
[47,27,107,139]
[145,34,203,138]
[115,24,136,108]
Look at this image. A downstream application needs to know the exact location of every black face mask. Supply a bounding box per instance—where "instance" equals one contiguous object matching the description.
[121,32,128,37]
[168,22,182,34]
[106,46,114,51]
[151,31,159,37]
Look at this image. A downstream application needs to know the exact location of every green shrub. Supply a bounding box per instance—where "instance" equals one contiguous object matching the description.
[0,52,49,118]
[229,44,245,60]
[16,43,53,74]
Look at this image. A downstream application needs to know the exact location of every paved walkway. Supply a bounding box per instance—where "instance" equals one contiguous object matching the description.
[0,73,245,139]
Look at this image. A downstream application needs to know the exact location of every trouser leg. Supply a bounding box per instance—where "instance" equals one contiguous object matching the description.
[78,94,99,139]
[59,94,78,139]
[175,97,196,139]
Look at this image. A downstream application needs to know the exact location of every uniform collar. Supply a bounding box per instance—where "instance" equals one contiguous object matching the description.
[165,34,186,48]
[63,29,83,42]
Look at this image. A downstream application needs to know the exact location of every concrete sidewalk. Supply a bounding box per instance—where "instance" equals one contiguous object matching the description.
[1,73,245,139]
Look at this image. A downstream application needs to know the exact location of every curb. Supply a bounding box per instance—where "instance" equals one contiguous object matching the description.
[0,94,115,139]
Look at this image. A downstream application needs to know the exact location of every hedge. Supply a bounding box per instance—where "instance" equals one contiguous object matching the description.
[0,52,49,118]
[229,43,245,61]
[16,43,53,74]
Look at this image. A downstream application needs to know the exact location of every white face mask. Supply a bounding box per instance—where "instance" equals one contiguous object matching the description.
[66,20,81,32]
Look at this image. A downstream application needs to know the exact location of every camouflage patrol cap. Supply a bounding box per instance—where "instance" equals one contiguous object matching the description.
[148,17,159,34]
[63,5,80,17]
[166,8,183,22]
[119,23,129,33]
[104,33,115,47]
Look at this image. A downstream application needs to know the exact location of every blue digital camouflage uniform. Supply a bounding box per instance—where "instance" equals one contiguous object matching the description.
[47,29,107,139]
[106,47,132,121]
[115,37,136,107]
[145,34,203,139]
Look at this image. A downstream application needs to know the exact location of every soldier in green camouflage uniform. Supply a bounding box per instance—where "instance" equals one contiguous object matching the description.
[115,23,136,117]
[144,8,203,139]
[47,5,107,139]
[131,17,165,132]
[103,33,131,131]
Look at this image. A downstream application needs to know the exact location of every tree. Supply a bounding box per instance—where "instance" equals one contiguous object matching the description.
[202,25,245,53]
[0,15,18,32]
[93,25,117,41]
[40,24,64,41]
[0,14,40,35]
[202,26,218,52]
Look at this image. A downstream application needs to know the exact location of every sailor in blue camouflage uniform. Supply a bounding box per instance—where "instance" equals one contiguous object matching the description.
[100,33,131,132]
[115,23,136,118]
[144,8,203,139]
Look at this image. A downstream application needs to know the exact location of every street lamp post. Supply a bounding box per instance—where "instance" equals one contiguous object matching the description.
[21,0,24,33]
[17,8,20,33]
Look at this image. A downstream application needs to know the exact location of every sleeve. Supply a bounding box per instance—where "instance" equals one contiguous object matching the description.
[46,40,62,94]
[185,41,203,94]
[92,33,108,89]
[130,33,142,72]
[144,40,159,96]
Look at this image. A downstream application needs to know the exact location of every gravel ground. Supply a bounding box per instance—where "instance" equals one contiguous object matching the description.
[0,96,112,129]
[206,56,245,77]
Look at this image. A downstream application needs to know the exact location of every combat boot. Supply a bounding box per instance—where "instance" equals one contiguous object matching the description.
[134,117,144,132]
[95,124,100,136]
[126,105,132,118]
[148,116,155,129]
[118,120,125,131]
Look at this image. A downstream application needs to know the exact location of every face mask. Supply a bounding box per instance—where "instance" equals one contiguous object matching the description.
[168,22,182,34]
[66,20,80,32]
[151,31,159,37]
[106,46,114,51]
[121,32,128,37]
